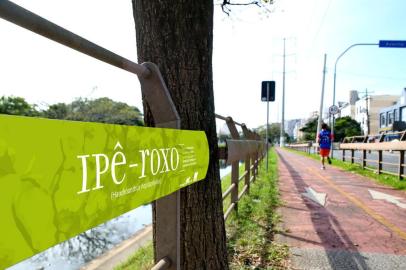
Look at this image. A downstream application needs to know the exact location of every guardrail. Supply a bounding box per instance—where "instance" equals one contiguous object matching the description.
[340,140,406,180]
[285,142,313,154]
[343,130,406,143]
[215,114,266,220]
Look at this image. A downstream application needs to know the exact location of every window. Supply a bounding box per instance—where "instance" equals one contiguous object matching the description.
[380,113,386,127]
[388,112,394,125]
[394,109,398,121]
[402,107,406,122]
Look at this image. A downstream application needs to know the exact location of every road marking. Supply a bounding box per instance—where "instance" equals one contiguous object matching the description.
[369,189,406,209]
[302,187,327,206]
[307,167,406,241]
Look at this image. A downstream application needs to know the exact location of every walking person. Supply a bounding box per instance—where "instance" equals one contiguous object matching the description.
[318,123,333,170]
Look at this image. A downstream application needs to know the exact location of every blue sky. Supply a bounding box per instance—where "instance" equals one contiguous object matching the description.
[1,0,405,130]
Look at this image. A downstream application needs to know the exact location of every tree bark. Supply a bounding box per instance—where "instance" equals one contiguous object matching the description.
[132,1,229,269]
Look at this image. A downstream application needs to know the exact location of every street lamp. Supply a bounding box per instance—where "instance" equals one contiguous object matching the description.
[332,40,406,157]
[331,43,377,158]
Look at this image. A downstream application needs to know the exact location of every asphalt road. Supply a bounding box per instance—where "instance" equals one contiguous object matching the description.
[309,148,403,175]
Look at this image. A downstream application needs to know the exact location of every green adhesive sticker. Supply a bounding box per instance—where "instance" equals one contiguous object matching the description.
[0,114,209,268]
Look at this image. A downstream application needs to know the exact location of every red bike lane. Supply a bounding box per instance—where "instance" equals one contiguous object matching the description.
[276,148,406,269]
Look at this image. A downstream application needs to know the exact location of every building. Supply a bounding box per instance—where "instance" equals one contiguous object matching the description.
[355,94,399,135]
[339,90,359,119]
[285,119,301,139]
[292,111,318,141]
[379,88,406,133]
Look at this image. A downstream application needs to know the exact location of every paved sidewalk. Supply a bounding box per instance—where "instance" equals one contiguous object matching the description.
[276,148,406,270]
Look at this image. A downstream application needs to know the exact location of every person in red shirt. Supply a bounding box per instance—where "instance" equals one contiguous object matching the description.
[318,123,333,170]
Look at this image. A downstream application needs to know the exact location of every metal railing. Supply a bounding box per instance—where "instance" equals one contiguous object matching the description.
[216,115,266,220]
[340,133,406,179]
[285,142,314,154]
[286,132,406,180]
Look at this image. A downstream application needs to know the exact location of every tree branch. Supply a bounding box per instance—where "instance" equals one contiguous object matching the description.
[221,0,269,16]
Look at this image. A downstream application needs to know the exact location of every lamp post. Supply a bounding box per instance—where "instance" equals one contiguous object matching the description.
[331,43,378,158]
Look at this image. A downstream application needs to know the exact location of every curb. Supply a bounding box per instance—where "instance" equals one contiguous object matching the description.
[81,224,153,270]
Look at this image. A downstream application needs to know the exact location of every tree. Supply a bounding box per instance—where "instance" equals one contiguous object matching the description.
[132,1,229,268]
[43,97,144,126]
[0,96,39,116]
[43,102,69,119]
[257,123,290,144]
[299,117,318,141]
[334,116,361,142]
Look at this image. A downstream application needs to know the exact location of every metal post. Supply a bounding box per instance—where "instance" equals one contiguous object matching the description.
[231,161,239,213]
[280,37,286,147]
[351,150,355,164]
[266,84,269,172]
[399,150,404,180]
[317,54,327,139]
[245,154,251,193]
[331,43,378,158]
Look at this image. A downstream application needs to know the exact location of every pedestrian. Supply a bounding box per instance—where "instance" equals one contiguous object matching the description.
[318,123,333,170]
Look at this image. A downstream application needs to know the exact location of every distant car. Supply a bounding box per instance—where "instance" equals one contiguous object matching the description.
[384,134,400,142]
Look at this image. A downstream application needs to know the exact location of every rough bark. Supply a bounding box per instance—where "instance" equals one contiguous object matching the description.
[132,1,229,269]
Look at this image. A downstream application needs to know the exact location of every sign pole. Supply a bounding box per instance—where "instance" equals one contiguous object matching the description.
[266,85,269,172]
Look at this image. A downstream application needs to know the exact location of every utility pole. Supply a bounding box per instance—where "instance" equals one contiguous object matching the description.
[358,88,373,135]
[280,37,286,147]
[317,54,327,138]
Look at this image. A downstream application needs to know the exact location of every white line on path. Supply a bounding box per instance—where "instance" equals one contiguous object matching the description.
[302,187,327,207]
[369,189,406,209]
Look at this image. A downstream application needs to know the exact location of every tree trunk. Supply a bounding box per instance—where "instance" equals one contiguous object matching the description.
[132,1,229,269]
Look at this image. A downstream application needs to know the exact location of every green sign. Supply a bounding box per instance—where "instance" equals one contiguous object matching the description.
[0,114,209,268]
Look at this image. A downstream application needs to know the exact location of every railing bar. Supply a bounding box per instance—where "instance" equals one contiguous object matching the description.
[250,164,255,169]
[0,0,150,78]
[238,185,248,201]
[363,159,379,163]
[215,114,228,121]
[364,166,375,171]
[224,203,236,221]
[222,183,236,200]
[151,257,171,270]
[238,171,248,181]
[380,170,398,176]
[379,161,399,166]
[249,175,254,183]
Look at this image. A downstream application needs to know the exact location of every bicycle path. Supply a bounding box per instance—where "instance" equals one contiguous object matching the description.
[276,148,406,270]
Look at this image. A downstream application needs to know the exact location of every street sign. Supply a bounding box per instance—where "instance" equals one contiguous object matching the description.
[379,40,406,48]
[329,105,339,115]
[261,81,275,102]
[0,114,209,269]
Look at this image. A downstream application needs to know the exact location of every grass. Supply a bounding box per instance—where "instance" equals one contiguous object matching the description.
[115,151,289,269]
[114,242,153,270]
[226,149,289,269]
[285,148,406,191]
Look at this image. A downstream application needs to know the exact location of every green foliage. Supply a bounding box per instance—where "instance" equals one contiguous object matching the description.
[226,149,289,269]
[114,241,153,270]
[334,116,362,142]
[0,96,40,116]
[43,103,69,119]
[257,123,291,144]
[62,97,143,126]
[299,117,318,141]
[0,96,144,126]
